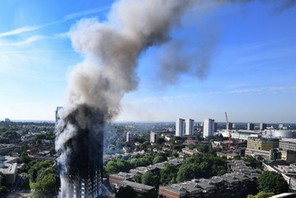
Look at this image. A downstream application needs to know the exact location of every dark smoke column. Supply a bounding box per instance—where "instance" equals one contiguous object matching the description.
[55,0,195,197]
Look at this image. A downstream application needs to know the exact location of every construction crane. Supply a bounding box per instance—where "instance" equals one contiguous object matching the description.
[225,112,231,150]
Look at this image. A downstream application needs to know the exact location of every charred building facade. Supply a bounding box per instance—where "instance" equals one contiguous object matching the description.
[56,105,105,197]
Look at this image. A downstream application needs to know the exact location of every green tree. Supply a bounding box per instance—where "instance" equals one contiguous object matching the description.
[157,137,165,145]
[0,172,5,186]
[248,191,274,198]
[141,171,159,187]
[244,156,261,168]
[176,164,196,182]
[20,153,32,164]
[0,172,8,196]
[153,154,167,164]
[0,186,8,197]
[129,153,154,167]
[26,160,56,197]
[32,173,56,198]
[140,141,150,150]
[257,171,288,194]
[176,154,226,182]
[233,155,241,160]
[196,144,209,153]
[105,159,132,174]
[116,186,136,198]
[160,163,177,185]
[133,173,142,183]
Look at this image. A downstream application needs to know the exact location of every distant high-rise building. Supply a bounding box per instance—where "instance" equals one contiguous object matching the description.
[232,123,236,129]
[226,122,233,130]
[176,118,185,137]
[278,124,284,130]
[126,132,131,143]
[150,131,158,143]
[203,119,215,138]
[260,123,267,130]
[4,118,10,122]
[247,123,255,130]
[185,119,194,136]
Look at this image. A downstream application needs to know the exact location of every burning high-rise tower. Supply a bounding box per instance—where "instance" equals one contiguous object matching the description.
[56,105,104,197]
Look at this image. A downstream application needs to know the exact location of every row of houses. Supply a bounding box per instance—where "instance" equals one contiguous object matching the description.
[159,160,260,198]
[108,159,260,198]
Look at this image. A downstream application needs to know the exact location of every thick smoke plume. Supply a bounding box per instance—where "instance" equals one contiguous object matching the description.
[56,0,195,197]
[55,0,296,197]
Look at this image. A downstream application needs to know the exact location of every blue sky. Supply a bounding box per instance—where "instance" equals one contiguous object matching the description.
[0,0,295,123]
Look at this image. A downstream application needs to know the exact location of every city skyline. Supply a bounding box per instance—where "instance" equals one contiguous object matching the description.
[0,0,296,123]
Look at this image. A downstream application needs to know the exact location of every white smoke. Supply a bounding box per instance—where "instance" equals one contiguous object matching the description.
[66,0,296,111]
[66,0,195,116]
[57,2,197,196]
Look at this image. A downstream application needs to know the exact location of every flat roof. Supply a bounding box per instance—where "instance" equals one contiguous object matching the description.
[120,180,154,191]
[0,163,17,174]
[280,138,296,144]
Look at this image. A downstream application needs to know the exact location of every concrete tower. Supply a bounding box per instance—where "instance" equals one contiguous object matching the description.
[176,118,185,137]
[185,119,194,136]
[203,119,215,138]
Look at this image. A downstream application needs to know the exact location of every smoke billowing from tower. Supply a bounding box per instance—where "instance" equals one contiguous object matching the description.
[55,0,296,197]
[55,0,196,197]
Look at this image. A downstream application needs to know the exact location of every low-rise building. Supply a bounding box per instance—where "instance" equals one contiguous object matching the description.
[0,155,18,184]
[182,147,199,156]
[0,144,16,155]
[216,152,240,159]
[280,150,296,163]
[247,137,279,151]
[109,172,135,188]
[159,160,260,198]
[280,138,296,152]
[118,180,156,196]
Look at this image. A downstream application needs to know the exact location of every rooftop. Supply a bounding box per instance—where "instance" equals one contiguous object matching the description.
[120,180,154,192]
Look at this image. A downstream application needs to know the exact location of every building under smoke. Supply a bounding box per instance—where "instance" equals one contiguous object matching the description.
[55,0,296,197]
[56,105,104,197]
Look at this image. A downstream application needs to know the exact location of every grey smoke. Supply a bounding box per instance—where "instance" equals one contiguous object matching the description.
[64,0,296,115]
[157,0,296,85]
[273,0,296,13]
[66,0,195,112]
[158,25,220,84]
[158,41,190,84]
[56,0,196,196]
[55,0,296,196]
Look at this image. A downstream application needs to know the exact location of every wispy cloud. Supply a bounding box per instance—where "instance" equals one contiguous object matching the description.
[203,86,296,97]
[63,7,108,21]
[10,35,45,46]
[0,7,109,38]
[0,25,42,38]
[228,86,296,95]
